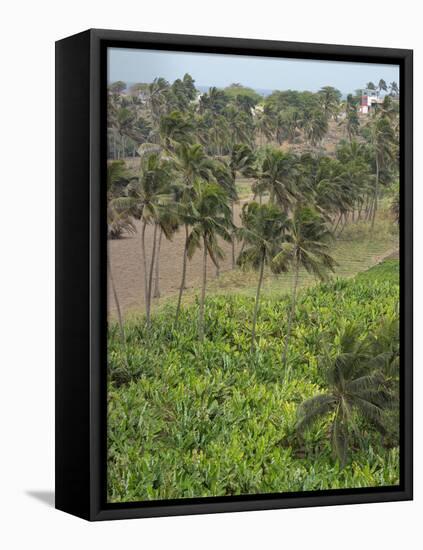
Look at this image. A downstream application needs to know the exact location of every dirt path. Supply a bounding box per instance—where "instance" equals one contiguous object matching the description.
[108,201,246,317]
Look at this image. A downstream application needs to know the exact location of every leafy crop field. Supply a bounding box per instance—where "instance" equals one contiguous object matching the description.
[106,61,401,505]
[107,259,399,502]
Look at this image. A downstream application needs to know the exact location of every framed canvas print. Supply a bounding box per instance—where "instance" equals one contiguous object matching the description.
[55,29,413,521]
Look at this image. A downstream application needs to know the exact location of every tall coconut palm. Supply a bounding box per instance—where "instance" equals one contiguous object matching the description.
[148,77,172,125]
[123,152,173,327]
[314,157,350,227]
[342,94,360,143]
[237,202,290,352]
[229,144,256,267]
[367,114,396,234]
[318,86,341,120]
[159,110,195,150]
[185,183,233,341]
[389,81,399,96]
[296,325,393,466]
[304,109,329,151]
[107,160,136,239]
[225,105,254,148]
[255,110,274,145]
[378,78,388,97]
[280,108,301,143]
[198,86,228,115]
[210,159,237,275]
[152,204,179,299]
[172,143,217,325]
[259,148,299,213]
[273,205,336,371]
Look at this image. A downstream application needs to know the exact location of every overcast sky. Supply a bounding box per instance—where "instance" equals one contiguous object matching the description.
[108,47,400,95]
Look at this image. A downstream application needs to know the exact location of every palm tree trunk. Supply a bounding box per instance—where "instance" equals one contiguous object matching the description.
[365,198,372,221]
[175,224,189,325]
[153,227,163,298]
[282,258,300,372]
[231,201,236,269]
[199,236,208,342]
[363,196,369,220]
[370,157,379,236]
[333,212,342,233]
[146,222,159,327]
[338,213,347,236]
[251,254,265,353]
[239,239,246,259]
[141,219,149,323]
[107,253,128,369]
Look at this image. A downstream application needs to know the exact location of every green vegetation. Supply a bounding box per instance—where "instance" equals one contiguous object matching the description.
[108,260,399,502]
[106,69,400,501]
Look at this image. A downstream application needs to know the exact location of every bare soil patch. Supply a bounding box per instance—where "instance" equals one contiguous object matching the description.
[108,201,246,317]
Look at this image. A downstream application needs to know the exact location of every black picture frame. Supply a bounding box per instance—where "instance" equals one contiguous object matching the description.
[55,28,413,521]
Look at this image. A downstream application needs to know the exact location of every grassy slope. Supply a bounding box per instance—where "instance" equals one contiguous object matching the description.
[209,216,397,298]
[107,259,399,503]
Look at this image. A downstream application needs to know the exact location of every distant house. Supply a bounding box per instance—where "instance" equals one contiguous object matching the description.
[359,89,384,114]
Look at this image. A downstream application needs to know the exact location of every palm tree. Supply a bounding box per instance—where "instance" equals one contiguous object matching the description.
[229,144,256,267]
[259,148,298,213]
[304,110,329,151]
[107,160,136,239]
[199,86,228,115]
[367,114,396,234]
[282,108,301,142]
[225,104,254,147]
[389,81,399,97]
[273,205,336,371]
[172,143,217,325]
[124,152,173,327]
[237,202,289,352]
[196,111,230,156]
[210,159,237,275]
[296,325,393,466]
[318,86,341,120]
[148,77,172,125]
[159,110,194,150]
[342,94,360,143]
[185,183,233,341]
[152,205,179,299]
[314,157,350,228]
[390,183,400,225]
[255,110,274,145]
[378,79,388,98]
[112,105,151,150]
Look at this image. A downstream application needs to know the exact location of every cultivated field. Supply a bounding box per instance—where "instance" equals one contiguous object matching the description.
[106,72,401,502]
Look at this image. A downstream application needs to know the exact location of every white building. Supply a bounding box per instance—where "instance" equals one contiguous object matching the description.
[359,89,384,114]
